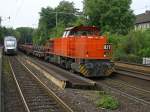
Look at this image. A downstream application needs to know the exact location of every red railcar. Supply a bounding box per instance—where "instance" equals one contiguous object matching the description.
[19,26,114,77]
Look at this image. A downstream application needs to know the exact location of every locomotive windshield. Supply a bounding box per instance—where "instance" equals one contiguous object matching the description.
[6,41,15,47]
[69,30,98,36]
[63,26,99,37]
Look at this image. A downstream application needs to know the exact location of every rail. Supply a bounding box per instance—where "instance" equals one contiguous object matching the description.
[9,56,73,112]
[96,79,150,106]
[115,62,150,80]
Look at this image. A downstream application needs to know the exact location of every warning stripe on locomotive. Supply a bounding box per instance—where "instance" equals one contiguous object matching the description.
[79,65,89,76]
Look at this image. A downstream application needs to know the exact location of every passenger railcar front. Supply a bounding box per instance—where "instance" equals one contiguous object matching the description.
[4,36,17,55]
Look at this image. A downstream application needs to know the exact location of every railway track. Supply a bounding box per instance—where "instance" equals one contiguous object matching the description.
[9,56,73,112]
[96,78,150,106]
[115,62,150,81]
[2,56,26,112]
[17,53,150,108]
[19,53,95,89]
[25,56,150,106]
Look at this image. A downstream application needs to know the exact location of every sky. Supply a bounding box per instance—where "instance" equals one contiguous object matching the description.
[0,0,150,28]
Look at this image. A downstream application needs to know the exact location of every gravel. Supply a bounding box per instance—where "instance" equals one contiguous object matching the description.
[20,55,150,112]
[1,56,26,112]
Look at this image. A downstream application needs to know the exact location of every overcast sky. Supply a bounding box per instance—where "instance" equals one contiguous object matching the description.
[0,0,150,28]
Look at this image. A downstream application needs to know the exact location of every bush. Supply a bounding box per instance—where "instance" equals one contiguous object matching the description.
[96,91,119,110]
[108,29,150,63]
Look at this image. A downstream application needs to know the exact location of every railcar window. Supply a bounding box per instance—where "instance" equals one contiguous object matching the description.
[64,29,99,37]
[63,31,67,37]
[69,31,75,35]
[66,31,70,37]
[6,41,15,47]
[70,30,97,36]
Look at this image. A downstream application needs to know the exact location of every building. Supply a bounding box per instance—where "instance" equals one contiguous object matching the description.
[135,10,150,30]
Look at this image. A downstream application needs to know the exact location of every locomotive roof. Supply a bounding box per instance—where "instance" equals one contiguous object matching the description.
[65,26,99,31]
[4,36,16,40]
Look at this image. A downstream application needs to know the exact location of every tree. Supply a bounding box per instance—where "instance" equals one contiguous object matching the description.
[83,0,135,35]
[108,28,150,63]
[0,27,17,44]
[55,0,78,26]
[39,7,56,31]
[34,0,79,45]
[0,27,4,44]
[16,27,34,44]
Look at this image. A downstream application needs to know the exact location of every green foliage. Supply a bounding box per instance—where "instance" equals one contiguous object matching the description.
[83,0,135,35]
[3,56,11,73]
[0,26,17,44]
[0,26,34,45]
[34,0,80,45]
[16,27,34,44]
[0,27,4,43]
[55,1,78,26]
[32,29,40,45]
[108,29,150,63]
[96,91,119,110]
[73,15,88,26]
[49,21,66,38]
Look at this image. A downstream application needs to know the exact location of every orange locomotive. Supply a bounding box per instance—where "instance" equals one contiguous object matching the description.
[20,26,114,77]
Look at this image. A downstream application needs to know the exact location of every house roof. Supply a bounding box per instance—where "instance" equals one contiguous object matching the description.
[135,10,150,24]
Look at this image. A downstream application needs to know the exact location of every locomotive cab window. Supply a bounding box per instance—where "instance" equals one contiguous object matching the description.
[62,31,67,37]
[63,26,100,37]
[63,31,70,37]
[69,29,99,36]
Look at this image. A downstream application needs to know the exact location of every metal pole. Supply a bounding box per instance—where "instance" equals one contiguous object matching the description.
[51,11,84,37]
[56,12,58,37]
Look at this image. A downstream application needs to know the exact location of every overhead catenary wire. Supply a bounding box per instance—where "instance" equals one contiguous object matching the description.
[12,0,25,28]
[133,5,150,11]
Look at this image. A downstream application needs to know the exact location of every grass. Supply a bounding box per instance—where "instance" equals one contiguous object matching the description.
[96,91,119,110]
[3,57,11,73]
[2,56,11,84]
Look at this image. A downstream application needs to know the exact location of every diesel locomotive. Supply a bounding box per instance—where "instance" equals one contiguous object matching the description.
[19,26,114,77]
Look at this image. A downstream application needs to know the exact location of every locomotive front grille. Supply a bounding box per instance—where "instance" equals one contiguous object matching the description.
[7,49,16,54]
[7,49,14,52]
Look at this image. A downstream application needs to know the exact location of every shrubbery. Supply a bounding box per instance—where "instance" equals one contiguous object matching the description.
[108,29,150,63]
[96,91,119,110]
